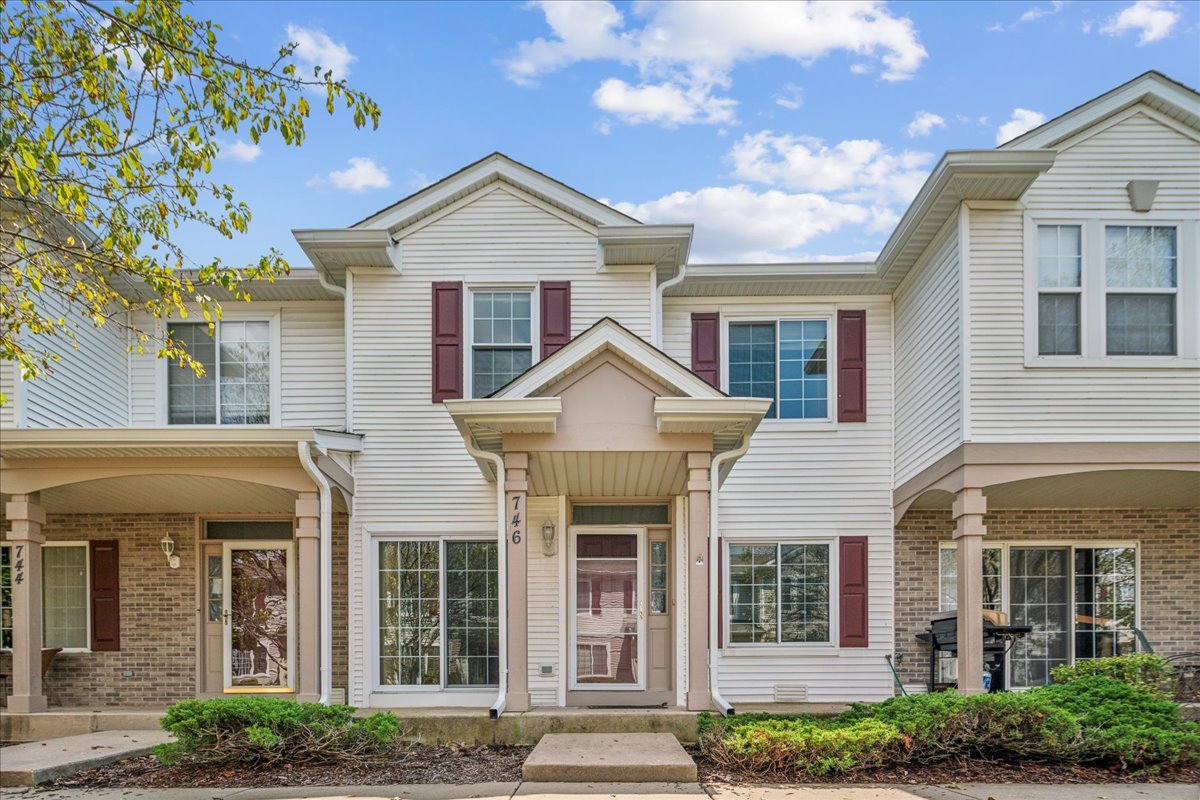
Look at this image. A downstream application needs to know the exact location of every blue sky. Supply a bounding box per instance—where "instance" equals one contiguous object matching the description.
[187,0,1200,267]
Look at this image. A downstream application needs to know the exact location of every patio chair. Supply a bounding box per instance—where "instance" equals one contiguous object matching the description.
[0,647,61,708]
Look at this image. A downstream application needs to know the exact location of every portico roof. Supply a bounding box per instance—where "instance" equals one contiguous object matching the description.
[445,319,771,489]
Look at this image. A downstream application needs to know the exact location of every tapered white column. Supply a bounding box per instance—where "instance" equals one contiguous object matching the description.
[6,493,48,712]
[686,452,711,711]
[504,452,530,712]
[295,492,321,702]
[953,488,987,696]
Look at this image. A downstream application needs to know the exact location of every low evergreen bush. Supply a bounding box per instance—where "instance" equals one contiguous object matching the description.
[154,697,402,766]
[699,655,1200,779]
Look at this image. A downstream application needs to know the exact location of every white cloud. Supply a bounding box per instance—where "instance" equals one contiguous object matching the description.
[1100,1,1180,44]
[285,24,356,81]
[505,1,926,128]
[728,131,933,206]
[996,108,1047,144]
[774,83,805,111]
[309,157,391,192]
[610,185,874,262]
[849,63,873,75]
[217,140,262,163]
[906,110,946,138]
[593,78,737,126]
[1020,1,1065,23]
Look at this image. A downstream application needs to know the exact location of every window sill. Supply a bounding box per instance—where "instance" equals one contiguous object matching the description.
[721,644,838,656]
[756,419,838,431]
[1024,355,1199,369]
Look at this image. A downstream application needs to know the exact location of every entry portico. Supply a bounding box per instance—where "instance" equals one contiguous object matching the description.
[446,319,770,712]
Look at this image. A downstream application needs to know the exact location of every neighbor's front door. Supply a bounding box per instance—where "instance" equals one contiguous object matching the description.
[570,528,646,690]
[222,542,295,692]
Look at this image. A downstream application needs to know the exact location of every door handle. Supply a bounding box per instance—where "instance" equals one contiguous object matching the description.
[223,610,231,626]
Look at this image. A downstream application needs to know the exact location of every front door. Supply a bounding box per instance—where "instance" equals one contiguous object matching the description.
[569,527,646,690]
[223,542,295,692]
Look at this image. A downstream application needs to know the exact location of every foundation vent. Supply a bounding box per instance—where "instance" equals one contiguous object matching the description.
[774,684,809,702]
[331,687,346,705]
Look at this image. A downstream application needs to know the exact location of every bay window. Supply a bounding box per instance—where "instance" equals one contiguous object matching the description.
[377,539,499,688]
[728,542,831,644]
[938,542,1139,687]
[728,319,830,420]
[168,320,272,424]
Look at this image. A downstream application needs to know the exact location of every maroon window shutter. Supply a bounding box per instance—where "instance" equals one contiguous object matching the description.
[691,312,721,388]
[90,540,120,651]
[839,536,869,648]
[431,282,464,402]
[837,310,867,422]
[540,281,571,358]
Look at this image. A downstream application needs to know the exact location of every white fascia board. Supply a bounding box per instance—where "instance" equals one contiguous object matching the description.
[598,224,694,272]
[492,320,723,400]
[0,427,313,456]
[291,228,394,272]
[442,397,562,431]
[312,428,365,453]
[682,261,878,281]
[654,397,772,431]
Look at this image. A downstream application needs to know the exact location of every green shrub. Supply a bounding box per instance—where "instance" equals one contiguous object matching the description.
[1051,653,1173,698]
[154,697,401,766]
[702,716,902,777]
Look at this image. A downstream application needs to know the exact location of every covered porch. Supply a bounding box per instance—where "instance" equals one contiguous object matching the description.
[892,443,1200,693]
[446,319,770,713]
[0,428,358,713]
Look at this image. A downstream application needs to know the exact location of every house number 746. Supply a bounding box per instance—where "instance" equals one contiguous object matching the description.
[510,495,522,545]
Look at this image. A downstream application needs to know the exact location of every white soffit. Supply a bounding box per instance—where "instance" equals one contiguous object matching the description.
[0,427,314,459]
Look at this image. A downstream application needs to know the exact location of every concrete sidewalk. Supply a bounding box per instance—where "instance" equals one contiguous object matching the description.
[1,783,1196,800]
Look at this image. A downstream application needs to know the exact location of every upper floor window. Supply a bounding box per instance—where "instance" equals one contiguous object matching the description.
[728,319,829,420]
[168,321,271,424]
[471,291,532,397]
[1104,226,1177,356]
[1032,220,1189,362]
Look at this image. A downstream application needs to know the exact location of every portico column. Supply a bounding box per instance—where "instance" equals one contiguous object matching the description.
[5,493,48,712]
[295,492,321,703]
[686,452,711,711]
[504,452,530,712]
[953,488,987,696]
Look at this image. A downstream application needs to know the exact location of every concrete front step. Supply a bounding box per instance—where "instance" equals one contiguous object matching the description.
[522,732,697,783]
[0,729,173,786]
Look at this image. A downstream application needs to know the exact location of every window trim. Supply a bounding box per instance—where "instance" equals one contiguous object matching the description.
[370,534,500,693]
[1023,214,1199,367]
[465,283,539,400]
[721,312,837,427]
[938,540,1142,688]
[157,309,282,426]
[722,537,839,651]
[42,541,91,653]
[0,543,12,653]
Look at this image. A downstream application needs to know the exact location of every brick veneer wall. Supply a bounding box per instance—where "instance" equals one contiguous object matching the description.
[893,507,1200,689]
[1,512,352,707]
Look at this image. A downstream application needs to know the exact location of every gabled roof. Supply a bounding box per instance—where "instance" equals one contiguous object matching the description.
[1000,71,1200,150]
[351,152,638,233]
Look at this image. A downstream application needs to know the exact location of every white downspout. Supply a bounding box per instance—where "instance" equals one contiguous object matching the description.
[708,437,752,716]
[298,441,334,705]
[461,439,508,719]
[652,260,687,348]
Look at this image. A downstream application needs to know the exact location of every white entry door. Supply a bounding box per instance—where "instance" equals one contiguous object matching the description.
[222,542,295,692]
[569,527,647,690]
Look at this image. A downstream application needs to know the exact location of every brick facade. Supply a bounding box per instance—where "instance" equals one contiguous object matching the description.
[893,507,1200,689]
[2,512,351,708]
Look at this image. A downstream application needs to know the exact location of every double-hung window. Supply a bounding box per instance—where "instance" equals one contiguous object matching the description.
[42,543,89,650]
[727,542,831,644]
[471,291,533,397]
[377,539,499,688]
[728,319,830,420]
[1032,220,1188,360]
[168,320,272,424]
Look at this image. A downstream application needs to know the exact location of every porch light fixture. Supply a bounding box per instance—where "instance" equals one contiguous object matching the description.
[541,519,557,557]
[160,533,180,569]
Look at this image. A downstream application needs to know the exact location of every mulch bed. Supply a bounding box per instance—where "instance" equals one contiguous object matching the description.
[51,745,532,788]
[690,746,1200,785]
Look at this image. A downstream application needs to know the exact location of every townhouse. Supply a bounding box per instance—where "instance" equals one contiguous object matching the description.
[1,71,1197,718]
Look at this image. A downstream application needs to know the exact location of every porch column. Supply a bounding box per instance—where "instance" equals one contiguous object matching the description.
[5,493,48,713]
[295,492,321,703]
[686,452,711,711]
[953,488,987,696]
[504,452,530,712]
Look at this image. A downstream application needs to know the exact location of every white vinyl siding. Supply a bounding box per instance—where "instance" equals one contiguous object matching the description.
[347,184,653,705]
[526,495,562,707]
[664,295,895,703]
[20,291,128,427]
[892,218,962,485]
[0,361,16,428]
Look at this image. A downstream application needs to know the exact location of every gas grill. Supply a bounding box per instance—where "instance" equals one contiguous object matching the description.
[915,610,1032,692]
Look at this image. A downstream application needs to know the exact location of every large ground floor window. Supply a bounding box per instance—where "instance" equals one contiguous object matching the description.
[376,539,499,689]
[939,542,1138,687]
[727,541,832,645]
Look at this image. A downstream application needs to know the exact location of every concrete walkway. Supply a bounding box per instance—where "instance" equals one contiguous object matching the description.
[0,730,172,787]
[1,784,1196,800]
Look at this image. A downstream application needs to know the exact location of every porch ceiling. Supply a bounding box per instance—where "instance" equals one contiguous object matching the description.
[909,468,1200,510]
